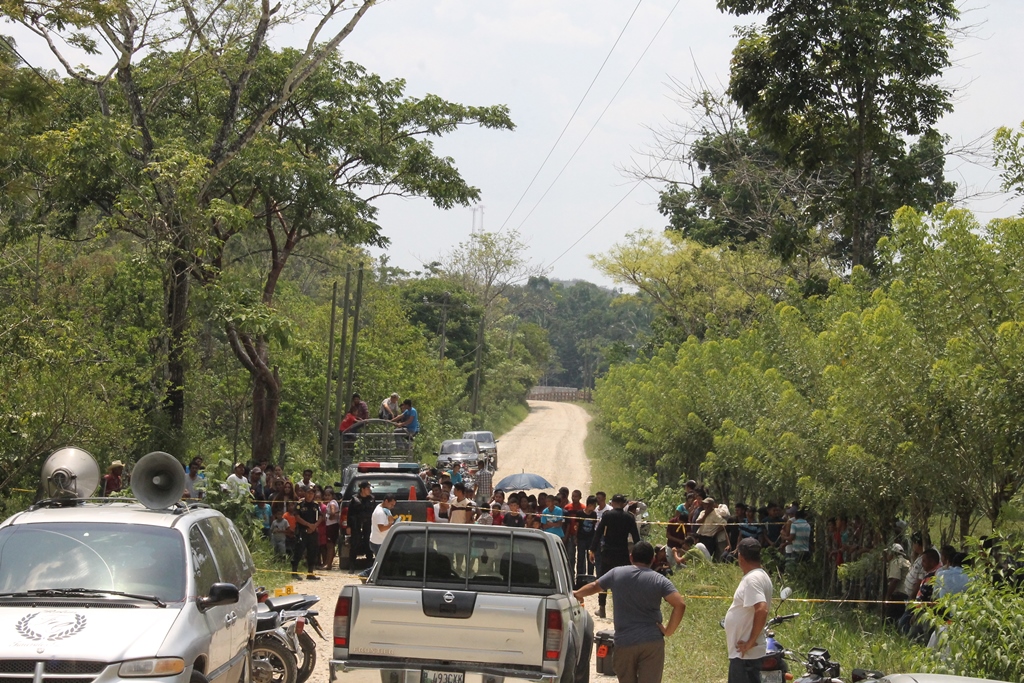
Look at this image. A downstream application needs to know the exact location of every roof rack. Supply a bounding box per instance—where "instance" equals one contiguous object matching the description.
[28,496,195,514]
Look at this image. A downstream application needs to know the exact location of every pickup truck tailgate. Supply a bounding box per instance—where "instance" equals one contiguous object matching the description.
[348,586,546,666]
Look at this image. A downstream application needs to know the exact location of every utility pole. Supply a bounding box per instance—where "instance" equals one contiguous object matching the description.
[332,266,353,465]
[344,264,365,401]
[470,315,486,425]
[321,281,338,459]
[438,292,450,362]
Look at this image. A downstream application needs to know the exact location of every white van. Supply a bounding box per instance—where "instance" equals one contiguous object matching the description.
[0,450,257,683]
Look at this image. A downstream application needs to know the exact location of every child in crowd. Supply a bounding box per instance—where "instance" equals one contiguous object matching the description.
[503,498,525,527]
[283,501,298,555]
[270,507,290,556]
[254,500,272,538]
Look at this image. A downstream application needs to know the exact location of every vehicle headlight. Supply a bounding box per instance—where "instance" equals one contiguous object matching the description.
[119,658,186,677]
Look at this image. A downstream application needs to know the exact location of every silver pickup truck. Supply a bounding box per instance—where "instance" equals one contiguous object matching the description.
[330,523,593,683]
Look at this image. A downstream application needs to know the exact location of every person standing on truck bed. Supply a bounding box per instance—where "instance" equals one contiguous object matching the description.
[348,392,370,422]
[379,392,401,420]
[574,541,686,683]
[590,493,640,618]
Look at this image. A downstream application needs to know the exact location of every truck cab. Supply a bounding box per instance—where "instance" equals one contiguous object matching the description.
[331,523,592,683]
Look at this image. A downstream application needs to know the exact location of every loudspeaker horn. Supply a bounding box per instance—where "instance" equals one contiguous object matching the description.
[41,447,101,500]
[132,451,186,510]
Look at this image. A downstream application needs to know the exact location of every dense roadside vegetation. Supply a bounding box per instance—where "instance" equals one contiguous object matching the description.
[585,2,1024,679]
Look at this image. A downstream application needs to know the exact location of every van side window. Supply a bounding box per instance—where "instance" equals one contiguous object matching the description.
[190,525,218,596]
[227,523,254,585]
[199,518,247,587]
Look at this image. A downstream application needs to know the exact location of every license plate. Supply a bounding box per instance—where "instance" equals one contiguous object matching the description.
[421,671,463,683]
[762,671,783,683]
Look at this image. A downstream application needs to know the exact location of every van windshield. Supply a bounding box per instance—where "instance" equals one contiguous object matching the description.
[0,523,186,602]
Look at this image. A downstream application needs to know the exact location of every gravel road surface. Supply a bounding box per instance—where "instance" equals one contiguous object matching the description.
[301,399,613,683]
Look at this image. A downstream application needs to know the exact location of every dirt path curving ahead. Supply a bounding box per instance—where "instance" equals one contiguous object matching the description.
[493,400,592,494]
[303,400,612,683]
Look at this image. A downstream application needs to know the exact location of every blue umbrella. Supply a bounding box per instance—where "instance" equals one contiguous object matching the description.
[495,472,554,491]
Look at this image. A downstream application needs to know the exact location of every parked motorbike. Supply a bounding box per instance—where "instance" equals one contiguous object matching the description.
[253,606,298,683]
[253,591,325,683]
[760,587,799,683]
[785,646,886,683]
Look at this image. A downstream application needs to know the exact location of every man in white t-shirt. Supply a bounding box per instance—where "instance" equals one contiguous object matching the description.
[724,538,773,683]
[225,463,249,496]
[594,491,613,521]
[369,494,398,554]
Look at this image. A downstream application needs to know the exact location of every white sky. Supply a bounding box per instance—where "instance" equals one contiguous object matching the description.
[8,0,1024,284]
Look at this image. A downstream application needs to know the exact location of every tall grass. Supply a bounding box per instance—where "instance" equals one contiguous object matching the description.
[611,562,924,683]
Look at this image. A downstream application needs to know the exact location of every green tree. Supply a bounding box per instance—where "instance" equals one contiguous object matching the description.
[0,0,380,437]
[718,0,958,267]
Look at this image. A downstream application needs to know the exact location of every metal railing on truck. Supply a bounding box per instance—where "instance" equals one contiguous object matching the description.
[338,418,415,468]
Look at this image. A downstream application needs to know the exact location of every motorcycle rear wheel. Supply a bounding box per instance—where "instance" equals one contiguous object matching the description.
[296,632,317,683]
[252,639,297,683]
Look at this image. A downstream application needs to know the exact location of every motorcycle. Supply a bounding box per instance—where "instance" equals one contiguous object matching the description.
[252,606,298,683]
[787,646,886,683]
[760,587,800,683]
[253,591,325,683]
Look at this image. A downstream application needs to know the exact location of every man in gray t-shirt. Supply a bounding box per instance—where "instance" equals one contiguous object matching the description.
[574,541,686,683]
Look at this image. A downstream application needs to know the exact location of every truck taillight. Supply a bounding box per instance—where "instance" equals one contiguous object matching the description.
[334,596,351,647]
[426,505,435,523]
[341,506,349,528]
[543,609,562,660]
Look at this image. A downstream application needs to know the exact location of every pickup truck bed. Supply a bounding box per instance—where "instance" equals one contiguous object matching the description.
[331,523,592,683]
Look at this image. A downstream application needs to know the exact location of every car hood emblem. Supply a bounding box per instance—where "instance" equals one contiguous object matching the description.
[16,612,87,641]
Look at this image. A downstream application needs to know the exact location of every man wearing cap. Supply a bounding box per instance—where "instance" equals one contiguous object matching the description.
[725,538,773,683]
[347,481,377,570]
[292,486,322,581]
[574,541,685,683]
[590,493,640,619]
[696,497,726,560]
[884,543,911,623]
[103,460,125,496]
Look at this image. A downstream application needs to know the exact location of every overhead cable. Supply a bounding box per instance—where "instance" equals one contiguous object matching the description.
[495,0,646,234]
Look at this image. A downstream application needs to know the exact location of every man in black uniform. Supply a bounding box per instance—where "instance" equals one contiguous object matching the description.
[348,481,376,570]
[589,493,640,618]
[292,486,322,580]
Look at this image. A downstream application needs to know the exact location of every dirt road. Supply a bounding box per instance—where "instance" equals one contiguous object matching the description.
[302,399,612,683]
[493,400,592,493]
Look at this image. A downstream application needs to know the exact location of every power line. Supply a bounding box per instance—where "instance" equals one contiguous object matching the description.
[545,180,643,269]
[513,0,682,236]
[495,0,645,235]
[0,34,67,103]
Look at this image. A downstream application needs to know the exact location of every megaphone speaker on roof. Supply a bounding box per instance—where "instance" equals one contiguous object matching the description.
[132,451,186,510]
[41,447,101,500]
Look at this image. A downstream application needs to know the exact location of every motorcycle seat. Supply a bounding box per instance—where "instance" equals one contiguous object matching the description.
[256,604,281,631]
[265,594,311,611]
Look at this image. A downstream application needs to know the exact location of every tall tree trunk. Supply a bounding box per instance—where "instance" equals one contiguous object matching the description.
[226,323,281,463]
[165,257,191,432]
[251,360,280,464]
